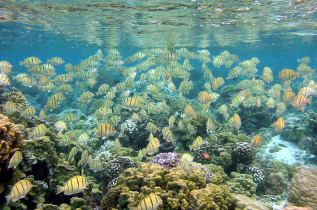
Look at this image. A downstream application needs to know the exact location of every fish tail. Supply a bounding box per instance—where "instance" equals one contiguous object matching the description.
[56,185,64,195]
[307,96,312,104]
[19,61,24,66]
[189,145,193,151]
[5,195,11,205]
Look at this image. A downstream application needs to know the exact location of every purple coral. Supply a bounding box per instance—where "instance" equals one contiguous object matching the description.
[149,152,181,170]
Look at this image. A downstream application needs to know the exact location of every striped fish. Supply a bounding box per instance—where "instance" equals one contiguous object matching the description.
[8,151,23,169]
[6,179,33,204]
[78,149,89,167]
[145,137,160,156]
[29,124,48,139]
[96,122,116,138]
[3,101,17,114]
[250,134,262,149]
[122,97,142,110]
[19,56,41,67]
[21,106,36,118]
[134,193,163,210]
[88,155,104,172]
[162,127,173,143]
[56,175,89,195]
[55,121,68,132]
[279,68,299,81]
[189,136,203,151]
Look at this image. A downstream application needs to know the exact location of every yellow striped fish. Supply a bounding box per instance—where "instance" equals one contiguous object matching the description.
[56,175,89,195]
[78,133,90,145]
[55,121,68,132]
[0,73,10,86]
[168,115,175,128]
[29,124,48,139]
[19,56,41,67]
[96,122,116,138]
[8,151,23,169]
[113,138,121,151]
[250,134,262,149]
[184,104,196,119]
[63,113,77,123]
[6,179,33,204]
[68,147,78,162]
[189,136,203,151]
[162,127,174,143]
[78,149,89,167]
[146,122,159,133]
[44,99,59,111]
[21,106,36,118]
[122,97,142,110]
[3,101,17,114]
[145,137,160,155]
[134,193,163,210]
[88,155,104,172]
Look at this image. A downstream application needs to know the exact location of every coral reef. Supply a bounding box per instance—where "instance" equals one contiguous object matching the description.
[243,166,265,188]
[288,166,317,209]
[231,142,255,166]
[0,114,24,195]
[149,152,181,169]
[114,162,234,209]
[226,172,257,198]
[22,136,58,179]
[100,184,123,210]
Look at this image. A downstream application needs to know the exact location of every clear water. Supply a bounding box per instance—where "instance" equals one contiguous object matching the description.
[1,0,317,209]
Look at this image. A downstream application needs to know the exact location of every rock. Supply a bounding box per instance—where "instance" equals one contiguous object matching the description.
[232,194,273,210]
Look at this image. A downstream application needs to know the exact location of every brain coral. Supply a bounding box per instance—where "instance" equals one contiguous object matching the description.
[288,166,317,209]
[114,162,234,209]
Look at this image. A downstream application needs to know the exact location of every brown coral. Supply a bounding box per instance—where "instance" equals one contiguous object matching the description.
[0,114,24,178]
[288,166,317,209]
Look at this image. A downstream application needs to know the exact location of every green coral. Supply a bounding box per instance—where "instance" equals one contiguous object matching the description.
[226,172,257,198]
[114,162,234,209]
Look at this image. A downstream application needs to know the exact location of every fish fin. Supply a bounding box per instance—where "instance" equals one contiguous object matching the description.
[189,145,193,152]
[307,96,312,104]
[5,195,11,205]
[56,185,64,195]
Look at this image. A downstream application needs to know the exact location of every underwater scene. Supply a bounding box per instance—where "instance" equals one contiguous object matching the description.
[0,0,317,209]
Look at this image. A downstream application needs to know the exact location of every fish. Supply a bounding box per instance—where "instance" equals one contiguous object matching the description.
[180,158,193,174]
[212,77,225,90]
[3,101,17,114]
[131,113,140,123]
[78,133,90,145]
[47,57,65,65]
[29,124,48,139]
[19,57,41,67]
[230,95,245,107]
[189,136,203,151]
[297,56,310,64]
[50,93,66,102]
[21,106,36,118]
[20,76,37,87]
[292,94,312,111]
[178,119,184,130]
[63,113,77,123]
[8,151,23,169]
[250,134,262,148]
[122,97,142,110]
[232,113,241,130]
[113,138,121,150]
[276,102,286,115]
[96,122,116,138]
[282,90,296,104]
[266,97,275,108]
[274,117,285,130]
[78,91,95,103]
[44,99,59,111]
[184,104,196,119]
[145,137,160,155]
[0,60,12,74]
[68,147,78,162]
[6,179,33,204]
[0,73,10,86]
[279,69,299,81]
[179,80,193,94]
[88,155,104,172]
[298,87,316,97]
[56,175,89,195]
[78,149,89,167]
[162,127,174,143]
[198,91,212,105]
[134,193,163,210]
[96,84,110,96]
[146,122,159,133]
[55,121,68,132]
[206,118,216,133]
[168,115,175,128]
[108,115,121,126]
[54,74,72,84]
[187,123,196,135]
